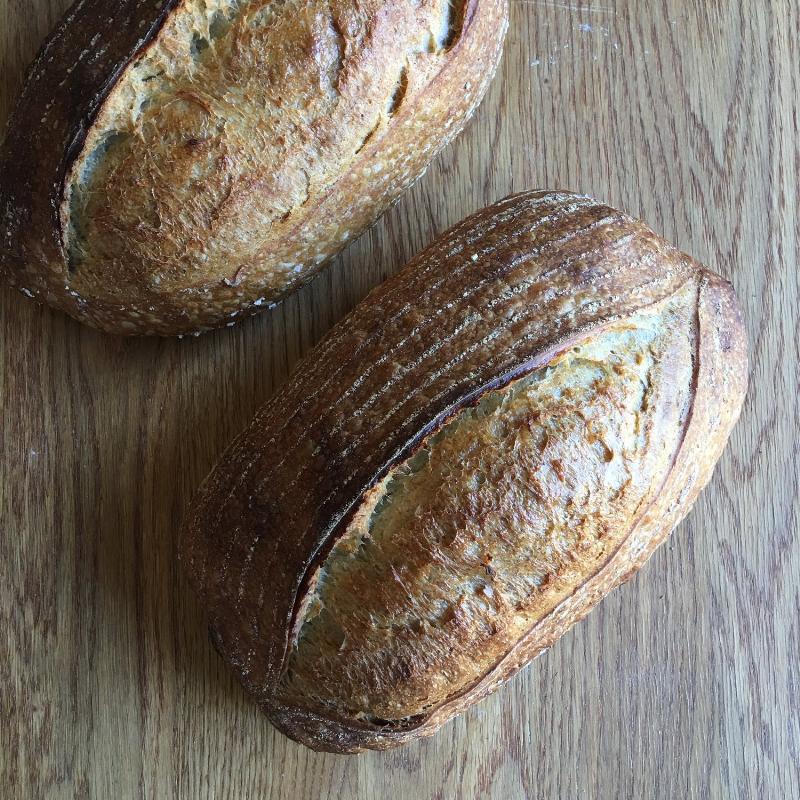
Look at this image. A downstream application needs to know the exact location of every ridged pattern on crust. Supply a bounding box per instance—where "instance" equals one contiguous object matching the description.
[0,0,508,335]
[180,191,748,752]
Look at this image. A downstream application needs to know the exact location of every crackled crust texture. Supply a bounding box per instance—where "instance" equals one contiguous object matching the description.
[180,191,748,752]
[0,0,508,335]
[282,296,696,721]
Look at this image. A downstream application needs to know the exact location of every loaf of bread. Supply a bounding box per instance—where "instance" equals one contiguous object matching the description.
[181,191,748,753]
[0,0,507,335]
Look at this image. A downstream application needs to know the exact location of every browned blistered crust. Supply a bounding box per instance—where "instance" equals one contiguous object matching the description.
[180,191,748,753]
[0,0,508,335]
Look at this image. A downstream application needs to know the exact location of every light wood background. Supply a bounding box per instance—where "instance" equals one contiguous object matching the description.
[2,1,798,798]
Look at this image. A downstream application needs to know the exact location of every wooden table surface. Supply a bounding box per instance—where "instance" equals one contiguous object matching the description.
[2,1,798,798]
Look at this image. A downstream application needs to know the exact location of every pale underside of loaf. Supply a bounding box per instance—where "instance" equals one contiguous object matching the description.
[281,289,696,722]
[56,0,504,333]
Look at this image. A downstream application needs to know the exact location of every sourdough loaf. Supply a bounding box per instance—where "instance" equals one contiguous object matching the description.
[181,191,748,752]
[0,0,507,335]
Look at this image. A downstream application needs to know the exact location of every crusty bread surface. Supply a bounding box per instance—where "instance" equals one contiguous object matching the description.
[180,190,748,752]
[0,0,508,335]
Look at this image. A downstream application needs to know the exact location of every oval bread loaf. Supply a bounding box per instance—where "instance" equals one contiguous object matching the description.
[0,0,507,335]
[181,190,748,753]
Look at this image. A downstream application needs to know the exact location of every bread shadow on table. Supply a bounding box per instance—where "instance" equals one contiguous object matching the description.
[73,242,410,737]
[87,316,281,713]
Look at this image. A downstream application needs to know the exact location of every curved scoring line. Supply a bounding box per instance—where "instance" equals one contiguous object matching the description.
[256,192,588,438]
[264,215,645,508]
[276,276,702,737]
[226,266,650,653]
[58,0,186,252]
[260,206,620,493]
[283,268,681,521]
[272,281,687,690]
[199,193,598,581]
[259,273,690,690]
[303,213,629,454]
[228,282,594,659]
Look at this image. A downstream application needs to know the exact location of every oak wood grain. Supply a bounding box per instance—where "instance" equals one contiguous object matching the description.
[1,1,798,798]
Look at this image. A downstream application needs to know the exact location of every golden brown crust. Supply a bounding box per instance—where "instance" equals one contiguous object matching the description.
[281,290,699,721]
[0,0,508,335]
[180,190,748,753]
